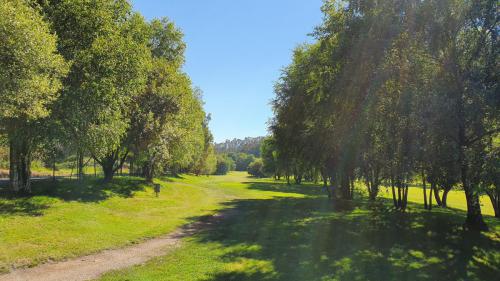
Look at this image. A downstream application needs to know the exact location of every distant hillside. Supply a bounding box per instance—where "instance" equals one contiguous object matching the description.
[215,137,265,157]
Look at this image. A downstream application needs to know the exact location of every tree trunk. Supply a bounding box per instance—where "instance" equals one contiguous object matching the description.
[486,190,499,218]
[432,182,442,206]
[428,182,433,210]
[457,105,487,230]
[397,183,402,209]
[369,182,379,201]
[102,160,114,182]
[9,139,32,193]
[441,187,451,207]
[422,170,428,209]
[350,177,355,199]
[294,174,302,184]
[340,172,351,200]
[143,161,154,183]
[325,176,331,199]
[52,156,56,182]
[391,177,397,208]
[77,150,84,180]
[461,164,488,230]
[404,184,410,209]
[463,184,488,230]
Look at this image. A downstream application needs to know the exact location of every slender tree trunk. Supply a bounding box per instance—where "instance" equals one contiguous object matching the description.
[432,182,442,206]
[350,176,355,199]
[397,182,402,209]
[9,139,32,193]
[486,190,499,218]
[366,179,372,199]
[403,183,409,211]
[52,159,56,182]
[391,177,397,208]
[422,170,428,209]
[77,150,84,180]
[369,182,379,201]
[429,182,433,210]
[441,186,451,207]
[324,175,331,199]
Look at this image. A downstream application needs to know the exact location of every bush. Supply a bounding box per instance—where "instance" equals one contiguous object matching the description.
[247,159,265,178]
[215,159,230,175]
[215,155,234,175]
[229,153,255,171]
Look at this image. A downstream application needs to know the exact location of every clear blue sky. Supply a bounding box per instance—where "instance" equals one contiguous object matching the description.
[131,0,324,142]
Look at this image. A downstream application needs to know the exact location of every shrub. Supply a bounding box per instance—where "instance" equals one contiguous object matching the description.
[247,159,265,178]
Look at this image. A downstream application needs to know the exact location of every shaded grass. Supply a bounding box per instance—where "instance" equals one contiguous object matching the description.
[99,177,500,281]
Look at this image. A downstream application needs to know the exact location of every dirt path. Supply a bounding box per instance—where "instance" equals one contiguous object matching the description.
[0,213,225,281]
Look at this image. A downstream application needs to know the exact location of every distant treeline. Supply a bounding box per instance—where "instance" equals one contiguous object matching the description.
[215,137,265,157]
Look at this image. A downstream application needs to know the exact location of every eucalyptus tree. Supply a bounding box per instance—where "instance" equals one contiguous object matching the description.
[0,0,68,192]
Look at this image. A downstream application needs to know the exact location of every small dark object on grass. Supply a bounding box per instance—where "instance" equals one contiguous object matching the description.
[154,184,161,197]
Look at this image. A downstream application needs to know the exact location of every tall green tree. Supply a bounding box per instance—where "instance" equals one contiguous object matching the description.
[0,0,68,192]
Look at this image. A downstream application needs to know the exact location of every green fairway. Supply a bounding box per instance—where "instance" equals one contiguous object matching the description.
[0,172,498,279]
[0,173,299,273]
[98,173,499,281]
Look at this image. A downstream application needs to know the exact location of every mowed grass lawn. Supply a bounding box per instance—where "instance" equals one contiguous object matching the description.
[0,173,300,273]
[99,174,499,281]
[0,172,498,280]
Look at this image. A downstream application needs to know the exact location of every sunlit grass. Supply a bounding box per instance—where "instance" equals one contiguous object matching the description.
[0,172,300,273]
[99,173,499,281]
[0,172,498,279]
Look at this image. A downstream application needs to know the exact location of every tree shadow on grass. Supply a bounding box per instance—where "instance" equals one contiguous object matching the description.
[0,198,49,216]
[187,182,499,281]
[0,177,147,216]
[243,181,327,196]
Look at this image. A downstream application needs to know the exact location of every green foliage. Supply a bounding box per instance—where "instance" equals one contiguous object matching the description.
[271,0,498,229]
[229,153,255,171]
[215,137,264,157]
[28,1,212,182]
[215,155,235,175]
[0,0,68,122]
[0,0,69,191]
[260,136,282,178]
[247,159,265,178]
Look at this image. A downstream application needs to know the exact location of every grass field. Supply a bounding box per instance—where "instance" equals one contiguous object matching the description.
[0,173,298,273]
[97,173,499,281]
[0,172,498,280]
